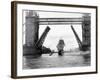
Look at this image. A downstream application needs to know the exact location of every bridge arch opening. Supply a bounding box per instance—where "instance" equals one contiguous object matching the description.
[39,24,82,51]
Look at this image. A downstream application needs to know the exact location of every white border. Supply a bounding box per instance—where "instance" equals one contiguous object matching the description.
[17,3,96,76]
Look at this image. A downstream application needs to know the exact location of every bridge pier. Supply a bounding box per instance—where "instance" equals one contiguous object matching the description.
[82,14,91,50]
[23,11,40,56]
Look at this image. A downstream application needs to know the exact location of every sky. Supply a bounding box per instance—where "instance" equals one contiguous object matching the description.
[39,25,82,51]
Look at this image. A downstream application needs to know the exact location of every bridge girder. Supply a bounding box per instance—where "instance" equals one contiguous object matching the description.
[38,18,83,25]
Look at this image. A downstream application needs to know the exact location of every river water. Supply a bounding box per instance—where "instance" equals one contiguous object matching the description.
[23,52,90,69]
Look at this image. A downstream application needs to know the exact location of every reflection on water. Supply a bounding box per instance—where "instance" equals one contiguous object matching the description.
[23,52,90,69]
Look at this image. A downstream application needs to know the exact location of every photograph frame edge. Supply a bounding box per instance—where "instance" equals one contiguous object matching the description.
[11,1,17,78]
[11,1,98,79]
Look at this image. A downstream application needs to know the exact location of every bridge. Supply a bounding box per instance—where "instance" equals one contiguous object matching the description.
[24,11,90,56]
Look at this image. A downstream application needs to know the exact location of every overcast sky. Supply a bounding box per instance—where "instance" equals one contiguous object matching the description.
[39,25,82,51]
